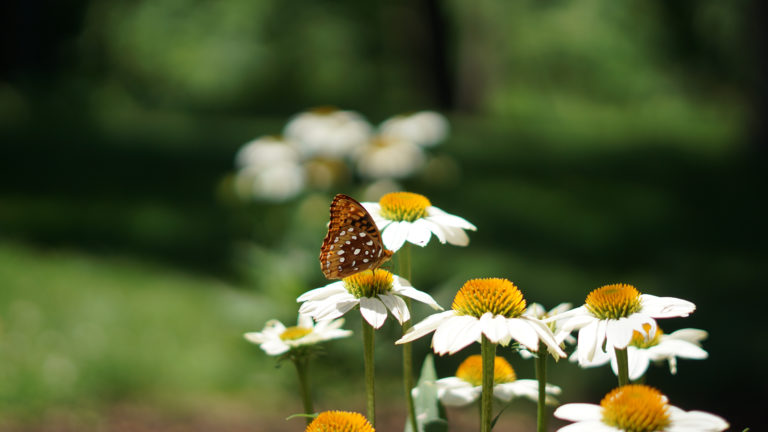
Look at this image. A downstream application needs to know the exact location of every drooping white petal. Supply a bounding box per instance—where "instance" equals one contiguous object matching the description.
[440,225,471,246]
[505,318,540,351]
[577,321,601,364]
[437,379,481,406]
[480,313,508,343]
[433,315,481,355]
[297,314,314,328]
[617,347,651,381]
[297,282,348,302]
[557,421,619,432]
[378,293,410,324]
[605,318,635,350]
[524,317,567,357]
[382,221,410,251]
[359,297,388,329]
[405,218,434,246]
[553,403,604,421]
[260,340,290,355]
[299,291,357,317]
[640,294,696,318]
[393,285,443,310]
[649,339,708,360]
[421,218,447,243]
[665,407,729,431]
[667,328,708,343]
[426,206,477,230]
[396,311,455,344]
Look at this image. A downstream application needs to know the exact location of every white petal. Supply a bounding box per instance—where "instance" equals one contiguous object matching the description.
[666,328,708,343]
[433,316,481,355]
[577,321,601,364]
[480,313,508,343]
[557,421,619,432]
[260,340,290,355]
[439,385,481,406]
[506,318,540,351]
[421,218,447,243]
[359,297,388,329]
[243,332,267,344]
[553,404,603,422]
[393,284,443,310]
[396,311,455,344]
[524,317,567,357]
[378,293,410,324]
[625,349,651,380]
[441,225,471,246]
[426,206,477,230]
[649,340,708,360]
[666,408,729,431]
[297,282,347,302]
[405,218,433,247]
[297,314,314,328]
[640,294,696,318]
[382,221,410,251]
[309,298,359,321]
[605,318,634,350]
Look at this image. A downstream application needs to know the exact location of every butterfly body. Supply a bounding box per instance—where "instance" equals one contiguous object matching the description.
[320,194,393,279]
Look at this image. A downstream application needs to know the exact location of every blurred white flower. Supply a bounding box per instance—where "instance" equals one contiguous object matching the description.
[235,135,299,169]
[379,111,449,147]
[235,161,305,202]
[244,314,352,356]
[284,108,372,159]
[431,354,560,407]
[355,136,425,180]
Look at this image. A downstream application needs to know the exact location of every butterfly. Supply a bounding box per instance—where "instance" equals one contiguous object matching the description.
[319,194,393,280]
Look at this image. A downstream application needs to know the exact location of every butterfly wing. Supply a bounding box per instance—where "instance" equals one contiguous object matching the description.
[320,194,393,279]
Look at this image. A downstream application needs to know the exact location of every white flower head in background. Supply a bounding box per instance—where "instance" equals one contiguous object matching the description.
[244,314,352,356]
[397,278,565,357]
[284,107,372,159]
[554,384,729,432]
[571,324,709,380]
[362,191,476,252]
[235,135,299,169]
[355,136,425,180]
[379,111,449,148]
[519,302,574,359]
[432,354,560,407]
[548,283,696,366]
[235,161,305,202]
[297,269,442,329]
[234,135,305,202]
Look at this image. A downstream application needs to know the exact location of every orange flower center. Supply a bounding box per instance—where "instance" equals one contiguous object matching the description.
[452,278,527,318]
[600,385,670,432]
[455,354,517,387]
[585,283,642,320]
[379,192,431,222]
[306,410,375,432]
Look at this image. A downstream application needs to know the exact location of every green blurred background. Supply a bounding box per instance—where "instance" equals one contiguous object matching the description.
[1,0,766,430]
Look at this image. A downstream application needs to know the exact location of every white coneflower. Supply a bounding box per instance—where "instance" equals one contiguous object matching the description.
[397,278,564,357]
[362,192,476,252]
[549,283,696,366]
[297,269,442,329]
[243,314,351,356]
[554,385,728,432]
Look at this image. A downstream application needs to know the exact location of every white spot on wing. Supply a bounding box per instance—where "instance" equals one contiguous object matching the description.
[339,257,345,263]
[366,240,373,246]
[360,232,366,237]
[337,250,345,255]
[354,249,361,255]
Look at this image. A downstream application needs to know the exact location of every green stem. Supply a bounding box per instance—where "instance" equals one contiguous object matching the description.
[535,341,548,432]
[362,318,376,427]
[399,244,418,432]
[292,355,314,425]
[614,347,630,386]
[480,335,496,432]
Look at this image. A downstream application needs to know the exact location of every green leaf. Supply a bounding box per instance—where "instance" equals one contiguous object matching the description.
[404,354,449,432]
